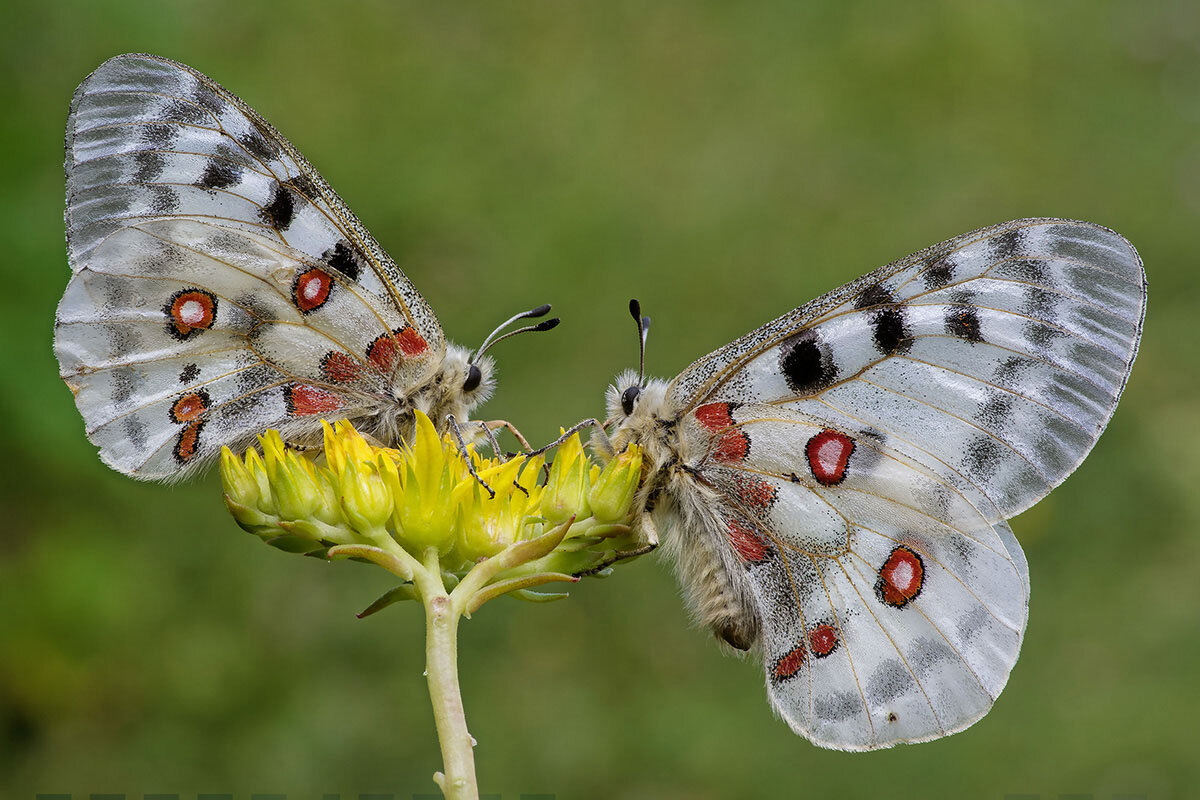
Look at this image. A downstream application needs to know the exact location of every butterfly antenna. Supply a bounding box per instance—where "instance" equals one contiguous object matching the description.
[629,299,650,384]
[474,303,559,360]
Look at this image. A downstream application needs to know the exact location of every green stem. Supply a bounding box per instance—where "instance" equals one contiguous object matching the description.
[416,548,479,800]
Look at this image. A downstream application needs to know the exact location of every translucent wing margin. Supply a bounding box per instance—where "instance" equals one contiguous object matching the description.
[671,219,1146,520]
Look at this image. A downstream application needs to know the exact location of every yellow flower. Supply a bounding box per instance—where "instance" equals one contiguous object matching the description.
[220,412,649,609]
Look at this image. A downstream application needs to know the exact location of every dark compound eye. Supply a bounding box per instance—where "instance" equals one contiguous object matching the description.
[463,363,483,392]
[621,385,641,415]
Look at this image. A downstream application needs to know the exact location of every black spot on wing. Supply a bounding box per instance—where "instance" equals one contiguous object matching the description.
[161,97,209,126]
[179,363,200,383]
[989,227,1026,262]
[147,185,178,214]
[945,305,983,342]
[132,151,166,183]
[239,127,277,163]
[139,122,178,148]
[779,329,837,394]
[976,390,1014,430]
[963,435,1004,481]
[922,256,955,290]
[855,283,895,309]
[865,660,915,705]
[1002,258,1051,284]
[323,241,363,281]
[123,415,149,450]
[197,159,241,190]
[289,174,319,201]
[190,84,225,115]
[871,307,910,355]
[991,356,1028,390]
[260,184,296,229]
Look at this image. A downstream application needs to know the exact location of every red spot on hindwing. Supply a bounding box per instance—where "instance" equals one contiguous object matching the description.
[173,420,205,463]
[284,383,343,416]
[773,645,806,682]
[367,327,430,373]
[293,267,332,313]
[397,326,428,357]
[875,545,925,607]
[808,623,839,658]
[169,389,210,423]
[726,519,770,564]
[806,429,855,485]
[694,402,749,463]
[734,475,777,512]
[695,402,737,431]
[164,288,217,340]
[321,351,362,383]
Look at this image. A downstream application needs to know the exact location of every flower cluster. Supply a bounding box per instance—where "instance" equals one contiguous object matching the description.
[220,412,644,606]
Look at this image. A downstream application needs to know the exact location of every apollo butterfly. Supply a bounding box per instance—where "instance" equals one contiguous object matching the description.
[600,219,1146,749]
[54,54,554,480]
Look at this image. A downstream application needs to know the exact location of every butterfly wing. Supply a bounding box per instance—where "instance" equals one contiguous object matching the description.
[55,54,443,479]
[672,219,1144,748]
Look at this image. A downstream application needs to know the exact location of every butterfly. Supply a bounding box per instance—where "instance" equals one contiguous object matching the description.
[54,54,554,481]
[599,219,1146,749]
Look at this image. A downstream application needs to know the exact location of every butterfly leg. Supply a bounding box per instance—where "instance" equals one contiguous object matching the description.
[484,419,534,453]
[526,418,613,459]
[474,420,506,459]
[444,414,496,500]
[573,511,660,576]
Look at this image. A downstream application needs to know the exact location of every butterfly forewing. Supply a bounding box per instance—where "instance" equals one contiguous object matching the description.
[671,219,1145,519]
[57,54,446,478]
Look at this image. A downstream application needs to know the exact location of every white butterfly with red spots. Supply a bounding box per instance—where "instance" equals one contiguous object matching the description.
[602,219,1145,749]
[55,54,553,480]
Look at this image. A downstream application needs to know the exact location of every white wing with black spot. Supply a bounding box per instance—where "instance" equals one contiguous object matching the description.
[56,54,443,479]
[666,219,1143,749]
[671,219,1146,520]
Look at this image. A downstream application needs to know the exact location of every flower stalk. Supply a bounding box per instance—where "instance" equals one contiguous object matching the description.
[221,413,646,799]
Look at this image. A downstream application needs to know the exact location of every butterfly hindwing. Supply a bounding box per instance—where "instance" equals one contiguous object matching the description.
[57,54,444,478]
[690,402,1029,748]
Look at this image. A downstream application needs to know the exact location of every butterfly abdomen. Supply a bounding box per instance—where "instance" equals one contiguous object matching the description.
[658,475,761,652]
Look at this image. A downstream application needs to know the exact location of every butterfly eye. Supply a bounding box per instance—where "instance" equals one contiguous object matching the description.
[621,385,641,415]
[463,364,483,392]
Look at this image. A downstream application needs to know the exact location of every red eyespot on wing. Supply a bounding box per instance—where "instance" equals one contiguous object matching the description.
[321,351,363,383]
[875,545,925,608]
[695,402,736,431]
[809,623,839,658]
[726,519,769,564]
[293,267,332,313]
[169,389,210,423]
[773,645,806,682]
[165,288,217,340]
[173,420,205,463]
[284,383,343,416]
[806,429,855,486]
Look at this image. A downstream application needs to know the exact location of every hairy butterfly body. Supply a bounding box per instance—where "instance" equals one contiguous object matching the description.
[604,219,1145,749]
[55,54,549,480]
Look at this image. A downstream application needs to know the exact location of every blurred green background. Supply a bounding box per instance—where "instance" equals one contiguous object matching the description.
[2,2,1196,798]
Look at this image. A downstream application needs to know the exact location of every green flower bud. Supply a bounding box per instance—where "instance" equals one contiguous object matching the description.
[540,433,591,525]
[587,445,643,523]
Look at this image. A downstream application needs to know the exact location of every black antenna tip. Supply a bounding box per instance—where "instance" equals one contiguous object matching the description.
[629,299,641,321]
[528,304,552,318]
[532,317,561,332]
